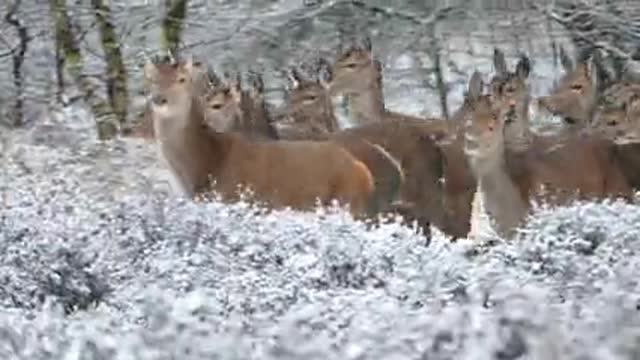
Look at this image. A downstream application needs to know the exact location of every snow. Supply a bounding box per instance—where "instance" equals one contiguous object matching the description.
[1,105,640,359]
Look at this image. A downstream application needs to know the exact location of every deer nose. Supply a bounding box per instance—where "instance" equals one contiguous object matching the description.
[152,95,168,106]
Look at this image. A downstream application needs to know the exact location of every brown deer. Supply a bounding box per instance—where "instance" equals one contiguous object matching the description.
[124,55,211,140]
[278,60,472,239]
[202,70,279,139]
[592,82,640,133]
[536,47,604,128]
[465,75,633,238]
[276,66,339,140]
[144,56,376,217]
[328,38,448,131]
[489,48,533,149]
[197,63,407,225]
[591,87,640,191]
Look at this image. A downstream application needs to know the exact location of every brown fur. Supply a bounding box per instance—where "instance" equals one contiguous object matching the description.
[329,120,448,236]
[125,56,210,140]
[198,66,406,223]
[144,57,375,218]
[537,48,600,128]
[203,71,278,139]
[328,39,447,128]
[279,69,454,237]
[489,49,533,147]
[592,86,640,190]
[465,84,633,238]
[271,67,406,218]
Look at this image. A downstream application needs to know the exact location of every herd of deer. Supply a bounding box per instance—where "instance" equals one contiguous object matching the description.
[128,37,640,241]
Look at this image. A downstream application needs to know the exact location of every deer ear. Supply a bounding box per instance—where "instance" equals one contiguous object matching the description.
[317,58,332,88]
[625,94,640,114]
[286,68,302,89]
[191,58,204,74]
[181,54,196,74]
[584,56,599,89]
[248,70,264,97]
[515,54,531,80]
[468,71,484,100]
[493,48,507,75]
[559,46,573,72]
[361,36,372,52]
[207,66,221,88]
[228,72,242,102]
[143,60,158,84]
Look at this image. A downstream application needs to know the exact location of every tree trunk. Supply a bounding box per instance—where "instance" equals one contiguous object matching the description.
[5,0,29,127]
[49,0,118,140]
[429,24,449,120]
[162,0,189,55]
[91,0,129,128]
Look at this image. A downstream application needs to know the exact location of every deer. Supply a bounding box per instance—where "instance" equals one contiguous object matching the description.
[202,69,279,140]
[124,54,211,140]
[592,82,640,133]
[144,55,377,218]
[536,47,609,129]
[464,72,633,238]
[277,59,474,240]
[591,87,640,191]
[327,37,449,133]
[276,67,339,140]
[198,63,412,232]
[489,48,533,149]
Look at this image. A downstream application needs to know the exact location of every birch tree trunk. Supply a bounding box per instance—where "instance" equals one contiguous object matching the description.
[91,0,129,128]
[49,0,118,140]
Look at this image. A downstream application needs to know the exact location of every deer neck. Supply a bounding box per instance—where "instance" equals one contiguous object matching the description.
[468,141,528,238]
[154,95,226,197]
[316,100,339,133]
[504,116,533,152]
[345,78,386,124]
[239,92,277,139]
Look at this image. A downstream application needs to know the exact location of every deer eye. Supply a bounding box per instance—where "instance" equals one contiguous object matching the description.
[304,96,317,102]
[345,63,357,69]
[211,103,223,110]
[178,77,187,84]
[570,83,583,91]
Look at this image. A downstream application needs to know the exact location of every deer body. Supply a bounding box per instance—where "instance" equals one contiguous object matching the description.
[145,58,375,217]
[279,64,464,237]
[592,83,640,191]
[537,48,605,128]
[328,40,446,127]
[466,89,633,238]
[467,141,528,238]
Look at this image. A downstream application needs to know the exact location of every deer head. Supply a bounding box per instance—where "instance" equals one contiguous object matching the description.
[463,72,511,173]
[202,72,243,132]
[490,49,531,107]
[593,87,640,139]
[144,55,204,129]
[328,38,379,97]
[537,47,601,126]
[282,61,337,134]
[489,49,532,144]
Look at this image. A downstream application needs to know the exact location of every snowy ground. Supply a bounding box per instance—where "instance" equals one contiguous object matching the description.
[1,105,640,359]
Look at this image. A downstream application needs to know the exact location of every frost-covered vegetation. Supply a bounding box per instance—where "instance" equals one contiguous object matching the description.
[2,1,640,358]
[1,106,640,359]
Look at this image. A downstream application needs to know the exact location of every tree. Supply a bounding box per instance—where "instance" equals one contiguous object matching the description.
[49,0,118,139]
[91,0,129,128]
